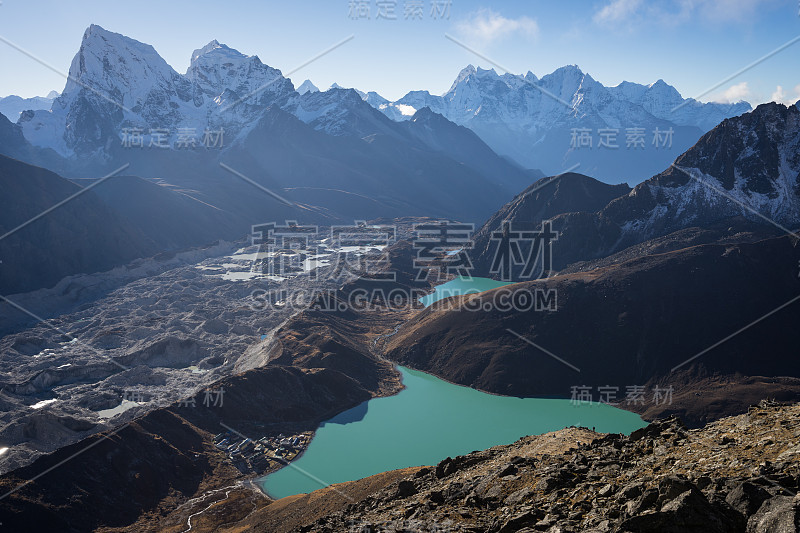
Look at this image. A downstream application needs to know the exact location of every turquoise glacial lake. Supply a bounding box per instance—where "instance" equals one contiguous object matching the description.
[260,367,646,499]
[260,277,646,499]
[418,276,515,307]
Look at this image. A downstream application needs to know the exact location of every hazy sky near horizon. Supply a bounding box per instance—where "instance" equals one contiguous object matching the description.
[0,0,798,105]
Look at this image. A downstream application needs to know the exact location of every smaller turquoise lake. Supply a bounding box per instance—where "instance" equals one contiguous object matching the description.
[418,276,514,307]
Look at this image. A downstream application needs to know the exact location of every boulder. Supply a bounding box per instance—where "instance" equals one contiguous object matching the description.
[726,481,773,517]
[746,495,800,533]
[393,479,417,499]
[621,487,744,532]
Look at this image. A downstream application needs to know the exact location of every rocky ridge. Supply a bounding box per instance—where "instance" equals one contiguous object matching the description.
[470,102,800,278]
[296,400,800,533]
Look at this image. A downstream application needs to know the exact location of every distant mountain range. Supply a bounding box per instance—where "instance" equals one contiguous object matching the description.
[2,25,540,230]
[296,79,320,95]
[0,91,57,121]
[365,65,751,183]
[17,28,296,158]
[5,25,750,192]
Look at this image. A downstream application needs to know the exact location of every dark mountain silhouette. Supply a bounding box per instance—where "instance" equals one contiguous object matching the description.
[473,103,800,280]
[87,175,243,250]
[470,172,631,279]
[0,155,258,294]
[0,155,157,294]
[385,233,800,426]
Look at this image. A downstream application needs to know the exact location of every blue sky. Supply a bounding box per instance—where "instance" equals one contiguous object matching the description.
[0,0,798,105]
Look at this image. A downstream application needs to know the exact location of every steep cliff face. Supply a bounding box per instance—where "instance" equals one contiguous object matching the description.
[18,25,294,158]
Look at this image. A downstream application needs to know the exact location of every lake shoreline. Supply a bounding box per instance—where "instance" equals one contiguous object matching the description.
[259,365,646,499]
[257,276,647,501]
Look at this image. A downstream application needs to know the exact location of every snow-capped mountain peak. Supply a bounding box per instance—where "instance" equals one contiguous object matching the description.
[18,24,191,155]
[644,79,683,104]
[188,39,247,65]
[0,93,57,121]
[612,80,649,101]
[63,24,179,102]
[296,79,319,95]
[364,91,388,106]
[447,65,477,93]
[615,102,800,241]
[328,83,366,99]
[185,37,288,110]
[18,25,295,157]
[475,66,498,78]
[540,64,599,98]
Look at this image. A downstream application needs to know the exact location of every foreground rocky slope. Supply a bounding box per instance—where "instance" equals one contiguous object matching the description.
[287,401,800,533]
